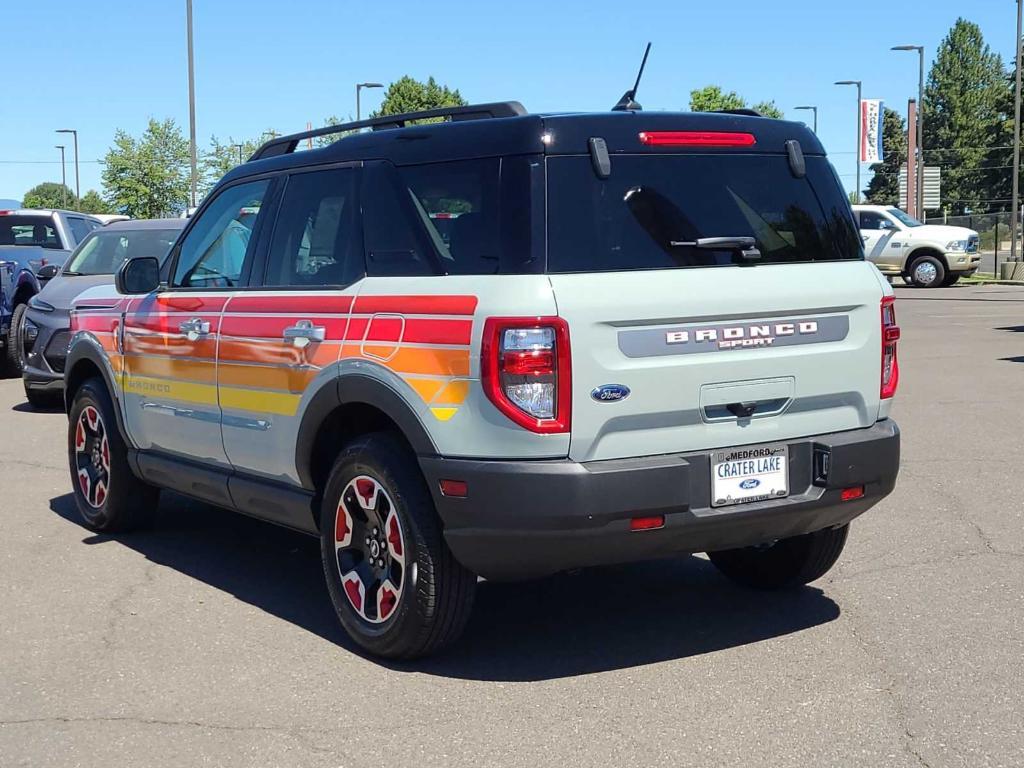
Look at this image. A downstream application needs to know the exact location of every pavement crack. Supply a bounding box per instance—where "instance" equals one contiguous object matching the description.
[100,561,159,648]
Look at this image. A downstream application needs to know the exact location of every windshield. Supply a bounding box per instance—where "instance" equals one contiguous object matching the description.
[546,155,862,272]
[0,215,61,249]
[65,228,180,276]
[887,208,923,227]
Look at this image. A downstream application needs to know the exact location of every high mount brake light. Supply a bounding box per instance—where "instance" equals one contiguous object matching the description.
[638,131,757,147]
[482,317,571,434]
[880,296,900,399]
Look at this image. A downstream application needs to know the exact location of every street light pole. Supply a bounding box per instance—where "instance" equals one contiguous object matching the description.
[186,0,198,208]
[55,145,67,208]
[56,129,79,202]
[893,45,925,218]
[835,80,863,203]
[234,143,244,165]
[794,105,818,133]
[1012,0,1023,262]
[355,82,384,122]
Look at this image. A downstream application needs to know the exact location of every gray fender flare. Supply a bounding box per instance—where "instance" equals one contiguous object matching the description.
[64,334,130,442]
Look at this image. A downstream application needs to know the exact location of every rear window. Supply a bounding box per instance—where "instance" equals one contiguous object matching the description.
[0,215,60,249]
[546,155,862,273]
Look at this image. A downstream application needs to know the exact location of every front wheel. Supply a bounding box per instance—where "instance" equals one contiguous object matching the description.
[2,303,28,377]
[707,525,849,589]
[907,255,946,288]
[320,432,476,659]
[941,273,961,287]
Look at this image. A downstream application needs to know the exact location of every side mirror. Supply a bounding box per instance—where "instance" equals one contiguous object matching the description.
[115,256,160,295]
[36,264,60,281]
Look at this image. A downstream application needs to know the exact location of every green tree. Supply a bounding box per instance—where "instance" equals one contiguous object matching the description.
[864,108,908,205]
[689,86,784,119]
[201,135,263,195]
[78,190,112,215]
[371,76,466,123]
[923,18,1010,213]
[102,118,190,218]
[314,115,356,148]
[22,182,78,210]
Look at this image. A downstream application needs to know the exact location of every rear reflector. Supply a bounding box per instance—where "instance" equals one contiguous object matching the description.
[841,486,865,502]
[439,480,468,498]
[630,515,665,531]
[638,131,757,147]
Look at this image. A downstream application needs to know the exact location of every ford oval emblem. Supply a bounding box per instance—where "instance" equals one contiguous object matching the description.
[591,384,630,403]
[739,478,761,490]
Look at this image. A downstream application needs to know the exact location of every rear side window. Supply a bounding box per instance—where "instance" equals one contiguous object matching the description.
[362,162,436,277]
[546,154,862,273]
[0,216,60,249]
[265,168,363,287]
[67,217,97,244]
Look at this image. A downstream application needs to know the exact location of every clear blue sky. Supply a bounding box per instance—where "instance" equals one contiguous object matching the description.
[0,0,1016,203]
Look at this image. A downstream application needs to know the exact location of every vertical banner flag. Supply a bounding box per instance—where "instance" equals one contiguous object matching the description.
[861,99,883,163]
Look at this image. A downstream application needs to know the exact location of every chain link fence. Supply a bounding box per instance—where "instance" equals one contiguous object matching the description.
[925,211,1021,272]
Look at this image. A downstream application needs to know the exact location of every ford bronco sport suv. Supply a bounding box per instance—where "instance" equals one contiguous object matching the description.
[63,102,901,659]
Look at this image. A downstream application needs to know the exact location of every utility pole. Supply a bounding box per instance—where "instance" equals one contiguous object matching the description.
[1012,0,1023,262]
[56,129,79,202]
[907,99,918,219]
[794,105,818,133]
[55,145,67,208]
[186,0,198,208]
[835,80,863,203]
[893,46,926,218]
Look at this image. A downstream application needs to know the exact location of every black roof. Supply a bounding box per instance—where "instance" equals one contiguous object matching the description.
[221,106,825,186]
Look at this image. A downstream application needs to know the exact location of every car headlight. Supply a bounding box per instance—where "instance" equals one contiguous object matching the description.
[946,240,968,252]
[28,296,56,312]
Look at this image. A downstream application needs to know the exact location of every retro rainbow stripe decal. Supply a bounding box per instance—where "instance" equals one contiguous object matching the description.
[72,293,478,422]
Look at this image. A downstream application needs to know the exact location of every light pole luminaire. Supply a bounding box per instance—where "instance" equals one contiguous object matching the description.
[794,105,818,133]
[356,82,383,123]
[893,45,925,219]
[835,80,863,203]
[56,129,79,203]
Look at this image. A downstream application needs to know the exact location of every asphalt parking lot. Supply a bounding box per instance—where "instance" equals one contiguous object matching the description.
[1,284,1022,768]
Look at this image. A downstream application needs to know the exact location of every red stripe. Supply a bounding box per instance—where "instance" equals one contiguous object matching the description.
[73,316,118,333]
[353,295,478,316]
[220,315,349,339]
[343,317,473,345]
[226,294,354,314]
[152,295,229,313]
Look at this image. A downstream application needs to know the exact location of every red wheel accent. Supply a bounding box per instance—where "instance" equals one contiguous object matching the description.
[334,500,353,547]
[343,573,364,612]
[75,422,86,452]
[355,478,376,507]
[377,582,398,620]
[387,512,404,559]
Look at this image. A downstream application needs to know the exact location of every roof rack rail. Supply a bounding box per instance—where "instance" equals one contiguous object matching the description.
[712,108,763,117]
[250,101,528,161]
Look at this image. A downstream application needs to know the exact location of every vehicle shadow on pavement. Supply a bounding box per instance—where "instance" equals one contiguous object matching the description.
[50,492,840,681]
[11,401,63,414]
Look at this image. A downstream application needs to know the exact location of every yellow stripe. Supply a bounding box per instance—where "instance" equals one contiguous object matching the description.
[219,386,301,416]
[124,374,300,416]
[430,407,458,421]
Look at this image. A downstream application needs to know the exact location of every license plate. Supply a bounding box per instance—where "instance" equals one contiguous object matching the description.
[711,444,789,508]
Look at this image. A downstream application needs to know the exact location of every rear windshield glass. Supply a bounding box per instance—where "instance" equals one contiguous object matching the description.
[65,228,180,276]
[546,155,861,273]
[0,215,60,249]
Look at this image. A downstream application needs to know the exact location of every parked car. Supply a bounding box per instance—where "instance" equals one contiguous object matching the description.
[0,209,103,374]
[65,103,900,659]
[20,219,184,407]
[852,204,980,287]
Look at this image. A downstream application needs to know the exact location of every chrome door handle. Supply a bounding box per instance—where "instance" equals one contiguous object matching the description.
[179,318,211,341]
[283,319,325,348]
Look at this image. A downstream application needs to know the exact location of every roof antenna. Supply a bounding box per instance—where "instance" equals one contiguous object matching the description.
[612,43,652,112]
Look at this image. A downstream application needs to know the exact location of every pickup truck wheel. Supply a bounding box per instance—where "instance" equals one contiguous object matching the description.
[68,378,158,532]
[320,432,476,659]
[941,273,961,287]
[707,524,849,589]
[908,254,946,288]
[2,303,28,377]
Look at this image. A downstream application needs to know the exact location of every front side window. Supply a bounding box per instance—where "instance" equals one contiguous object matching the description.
[172,180,269,288]
[265,169,362,287]
[859,212,888,231]
[65,228,181,276]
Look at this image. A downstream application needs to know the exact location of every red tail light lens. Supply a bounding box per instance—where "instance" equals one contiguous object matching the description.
[638,131,757,147]
[880,296,900,399]
[482,317,571,433]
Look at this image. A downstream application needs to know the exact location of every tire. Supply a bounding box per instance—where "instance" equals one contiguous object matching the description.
[320,432,476,659]
[68,378,159,532]
[2,303,28,377]
[907,254,946,288]
[707,524,849,590]
[24,383,62,409]
[941,273,961,287]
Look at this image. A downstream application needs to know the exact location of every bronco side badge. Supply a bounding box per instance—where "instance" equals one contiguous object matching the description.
[591,384,630,402]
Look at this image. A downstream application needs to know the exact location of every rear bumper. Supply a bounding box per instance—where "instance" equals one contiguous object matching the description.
[421,420,900,581]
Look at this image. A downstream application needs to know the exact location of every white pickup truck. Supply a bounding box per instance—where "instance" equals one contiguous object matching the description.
[853,205,980,288]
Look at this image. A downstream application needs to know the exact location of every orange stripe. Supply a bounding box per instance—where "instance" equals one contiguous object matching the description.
[343,344,470,377]
[219,338,339,368]
[124,334,217,359]
[217,362,317,393]
[125,355,217,384]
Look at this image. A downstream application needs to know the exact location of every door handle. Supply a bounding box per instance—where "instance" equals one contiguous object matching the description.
[179,318,211,341]
[283,319,326,348]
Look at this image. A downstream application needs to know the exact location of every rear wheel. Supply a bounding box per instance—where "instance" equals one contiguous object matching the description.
[707,524,849,589]
[907,254,946,288]
[320,432,476,659]
[68,378,159,531]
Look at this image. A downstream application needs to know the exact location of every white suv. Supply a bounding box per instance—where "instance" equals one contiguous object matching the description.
[853,204,980,287]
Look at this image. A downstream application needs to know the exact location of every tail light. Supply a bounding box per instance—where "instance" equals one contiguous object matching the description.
[638,131,757,147]
[482,317,571,433]
[880,296,900,399]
